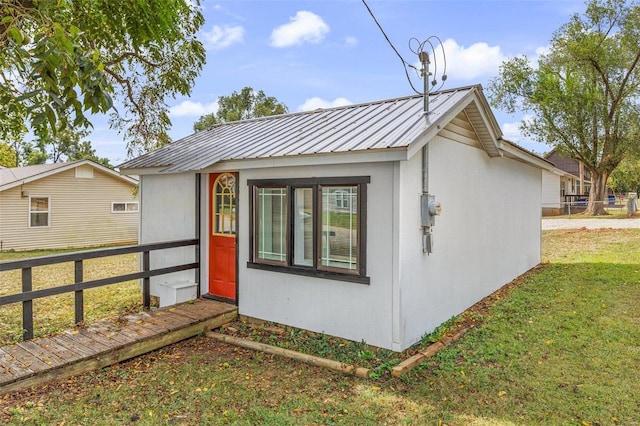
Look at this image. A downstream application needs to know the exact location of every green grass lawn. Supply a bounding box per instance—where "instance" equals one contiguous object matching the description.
[1,229,639,425]
[0,248,141,343]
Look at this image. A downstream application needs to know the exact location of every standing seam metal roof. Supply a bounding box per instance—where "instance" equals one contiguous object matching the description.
[119,86,481,173]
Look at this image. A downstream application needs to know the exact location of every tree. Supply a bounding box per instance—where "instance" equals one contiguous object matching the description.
[193,87,288,132]
[19,141,47,166]
[1,0,206,156]
[0,140,48,167]
[609,156,640,196]
[34,126,112,167]
[193,113,219,132]
[0,142,17,167]
[488,0,640,215]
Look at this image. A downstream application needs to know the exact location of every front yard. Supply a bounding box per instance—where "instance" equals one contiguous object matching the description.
[1,229,639,425]
[0,249,141,343]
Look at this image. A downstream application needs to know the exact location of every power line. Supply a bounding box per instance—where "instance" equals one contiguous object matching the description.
[360,0,422,95]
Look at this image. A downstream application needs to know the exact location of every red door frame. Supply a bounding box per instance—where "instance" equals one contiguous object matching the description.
[208,172,238,304]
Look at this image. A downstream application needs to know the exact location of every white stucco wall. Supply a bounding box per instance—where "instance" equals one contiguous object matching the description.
[238,163,397,350]
[139,173,197,286]
[137,139,543,351]
[395,136,542,350]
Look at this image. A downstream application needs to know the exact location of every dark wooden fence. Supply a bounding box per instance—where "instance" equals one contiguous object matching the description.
[0,239,199,341]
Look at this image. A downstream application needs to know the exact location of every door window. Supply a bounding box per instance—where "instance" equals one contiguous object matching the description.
[213,173,236,235]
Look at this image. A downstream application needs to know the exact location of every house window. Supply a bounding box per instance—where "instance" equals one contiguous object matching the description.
[256,187,287,263]
[29,197,49,227]
[333,189,351,210]
[111,202,139,213]
[321,186,358,272]
[248,176,369,284]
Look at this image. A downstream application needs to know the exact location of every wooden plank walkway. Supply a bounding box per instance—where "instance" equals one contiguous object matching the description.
[0,299,237,395]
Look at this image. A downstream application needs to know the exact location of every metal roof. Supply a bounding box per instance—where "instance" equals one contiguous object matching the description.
[119,85,501,173]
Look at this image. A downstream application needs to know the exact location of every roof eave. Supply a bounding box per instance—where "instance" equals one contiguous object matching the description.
[1,159,137,192]
[406,87,502,160]
[500,141,556,171]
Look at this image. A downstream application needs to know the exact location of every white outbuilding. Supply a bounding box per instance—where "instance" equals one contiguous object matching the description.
[119,85,553,351]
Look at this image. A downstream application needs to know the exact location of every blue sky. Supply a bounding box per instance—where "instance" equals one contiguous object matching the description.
[91,0,587,165]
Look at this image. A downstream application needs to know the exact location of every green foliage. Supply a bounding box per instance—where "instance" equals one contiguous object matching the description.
[193,87,288,132]
[192,113,219,132]
[18,141,47,166]
[1,0,206,156]
[0,142,16,167]
[609,155,640,194]
[488,0,640,215]
[419,316,458,346]
[35,126,112,167]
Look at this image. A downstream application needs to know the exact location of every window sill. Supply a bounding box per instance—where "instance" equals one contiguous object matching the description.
[247,262,370,285]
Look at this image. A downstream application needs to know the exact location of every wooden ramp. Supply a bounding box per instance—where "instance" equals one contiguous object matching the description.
[0,299,237,395]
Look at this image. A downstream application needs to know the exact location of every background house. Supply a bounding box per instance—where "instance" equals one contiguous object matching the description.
[120,85,555,351]
[542,149,592,215]
[0,160,139,251]
[541,167,585,216]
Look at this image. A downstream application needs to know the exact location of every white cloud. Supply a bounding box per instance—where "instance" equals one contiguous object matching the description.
[170,100,219,117]
[202,25,244,50]
[528,45,550,69]
[298,97,352,111]
[502,120,524,142]
[269,11,329,48]
[345,36,358,48]
[426,38,507,81]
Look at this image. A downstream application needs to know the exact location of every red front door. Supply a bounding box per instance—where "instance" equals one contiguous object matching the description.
[208,173,237,302]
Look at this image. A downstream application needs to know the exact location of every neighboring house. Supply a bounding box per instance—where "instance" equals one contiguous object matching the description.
[0,160,139,251]
[119,85,555,352]
[541,149,593,215]
[541,167,585,216]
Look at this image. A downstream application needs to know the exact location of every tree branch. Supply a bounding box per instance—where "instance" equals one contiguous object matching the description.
[104,51,164,68]
[610,50,640,120]
[104,67,145,121]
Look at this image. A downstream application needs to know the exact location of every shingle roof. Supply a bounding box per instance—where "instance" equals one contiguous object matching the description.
[0,160,137,192]
[120,85,502,173]
[0,162,69,187]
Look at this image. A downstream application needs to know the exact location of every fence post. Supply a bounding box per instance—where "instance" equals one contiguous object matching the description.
[143,251,150,310]
[74,259,84,325]
[22,267,33,341]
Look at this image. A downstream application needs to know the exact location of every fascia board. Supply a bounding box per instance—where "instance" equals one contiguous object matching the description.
[501,143,556,171]
[406,94,478,160]
[199,148,409,172]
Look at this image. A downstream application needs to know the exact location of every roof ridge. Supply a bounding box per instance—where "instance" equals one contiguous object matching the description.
[203,84,483,130]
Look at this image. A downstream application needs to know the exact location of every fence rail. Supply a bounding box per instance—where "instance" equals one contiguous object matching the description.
[0,239,199,341]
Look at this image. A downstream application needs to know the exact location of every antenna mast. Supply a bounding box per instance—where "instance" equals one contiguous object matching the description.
[410,36,447,115]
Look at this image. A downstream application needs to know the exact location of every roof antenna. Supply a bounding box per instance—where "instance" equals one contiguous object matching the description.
[409,36,447,115]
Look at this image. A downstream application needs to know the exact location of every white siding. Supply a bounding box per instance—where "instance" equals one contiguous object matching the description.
[238,163,396,350]
[542,170,561,209]
[395,135,541,350]
[0,167,138,251]
[139,173,197,286]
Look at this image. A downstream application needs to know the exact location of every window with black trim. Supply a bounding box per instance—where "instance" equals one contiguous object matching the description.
[248,177,369,284]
